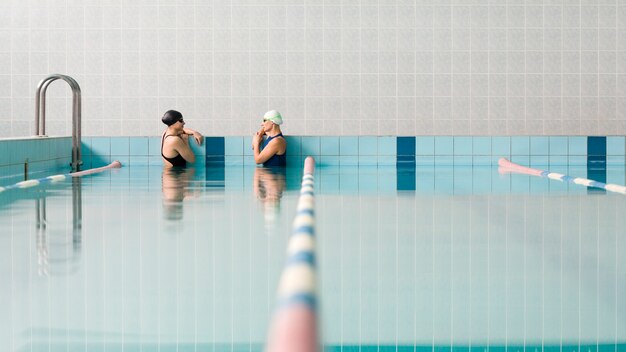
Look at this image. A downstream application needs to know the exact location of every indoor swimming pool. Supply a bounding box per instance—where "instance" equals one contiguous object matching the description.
[0,164,625,351]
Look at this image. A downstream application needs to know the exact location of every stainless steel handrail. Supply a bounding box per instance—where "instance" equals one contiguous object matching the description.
[35,74,82,172]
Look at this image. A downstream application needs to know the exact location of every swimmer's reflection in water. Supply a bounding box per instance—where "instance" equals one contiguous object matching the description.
[253,167,287,224]
[161,167,199,221]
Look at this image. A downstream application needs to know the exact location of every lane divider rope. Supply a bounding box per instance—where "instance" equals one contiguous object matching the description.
[498,157,626,195]
[266,156,318,352]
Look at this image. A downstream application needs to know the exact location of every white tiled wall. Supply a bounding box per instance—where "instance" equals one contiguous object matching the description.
[1,1,626,137]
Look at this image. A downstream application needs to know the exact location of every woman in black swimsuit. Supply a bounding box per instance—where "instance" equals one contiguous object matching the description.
[161,110,204,167]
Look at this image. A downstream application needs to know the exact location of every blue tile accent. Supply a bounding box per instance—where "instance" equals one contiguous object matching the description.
[530,136,549,155]
[434,136,453,155]
[568,136,587,156]
[205,137,224,156]
[453,137,472,155]
[606,136,625,156]
[301,136,321,156]
[491,137,510,157]
[472,137,491,155]
[129,137,149,156]
[205,155,225,166]
[110,137,129,155]
[549,136,568,155]
[225,136,244,156]
[511,136,530,155]
[358,136,377,155]
[416,136,434,155]
[397,155,415,164]
[397,136,416,156]
[339,136,358,155]
[397,164,416,191]
[377,137,396,156]
[320,137,339,155]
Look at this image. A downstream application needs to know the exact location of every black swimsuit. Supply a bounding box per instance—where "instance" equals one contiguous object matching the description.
[161,134,187,167]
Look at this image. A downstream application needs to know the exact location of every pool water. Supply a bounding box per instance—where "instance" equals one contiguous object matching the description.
[0,165,625,351]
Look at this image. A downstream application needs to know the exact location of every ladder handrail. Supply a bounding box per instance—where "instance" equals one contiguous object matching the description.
[35,74,82,172]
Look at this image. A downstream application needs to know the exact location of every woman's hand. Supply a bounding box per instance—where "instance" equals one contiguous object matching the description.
[192,131,204,145]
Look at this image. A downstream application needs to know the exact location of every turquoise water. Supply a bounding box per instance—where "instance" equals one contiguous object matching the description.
[0,165,625,351]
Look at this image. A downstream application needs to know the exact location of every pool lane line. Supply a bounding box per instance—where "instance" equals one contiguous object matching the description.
[498,158,626,195]
[266,156,317,352]
[0,161,122,193]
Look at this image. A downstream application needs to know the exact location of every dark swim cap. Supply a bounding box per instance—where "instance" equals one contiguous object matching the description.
[162,110,183,126]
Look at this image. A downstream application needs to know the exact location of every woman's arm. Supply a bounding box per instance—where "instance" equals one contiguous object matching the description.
[253,138,285,164]
[182,127,204,145]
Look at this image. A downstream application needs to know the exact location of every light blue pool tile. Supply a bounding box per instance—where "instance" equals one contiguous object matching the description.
[148,155,162,166]
[511,155,530,166]
[81,137,92,157]
[434,136,453,156]
[453,156,472,165]
[453,137,472,155]
[549,155,568,165]
[10,140,25,164]
[339,155,359,166]
[358,172,378,191]
[147,137,160,156]
[339,136,359,155]
[320,136,339,155]
[511,136,530,155]
[568,136,587,156]
[90,137,110,157]
[320,155,340,166]
[473,156,491,166]
[416,136,434,155]
[358,155,378,165]
[285,136,301,157]
[377,155,395,166]
[530,155,549,167]
[530,136,549,155]
[287,156,303,167]
[129,156,149,166]
[511,175,530,193]
[549,136,568,155]
[434,155,453,165]
[225,136,244,156]
[607,136,625,156]
[129,137,149,156]
[472,137,491,155]
[300,136,320,156]
[607,155,625,166]
[189,138,205,156]
[378,172,396,191]
[490,155,503,165]
[358,136,377,155]
[109,155,129,166]
[491,136,510,157]
[377,137,396,156]
[244,155,256,165]
[0,141,7,166]
[110,137,130,156]
[415,156,434,165]
[225,155,244,166]
[568,155,587,166]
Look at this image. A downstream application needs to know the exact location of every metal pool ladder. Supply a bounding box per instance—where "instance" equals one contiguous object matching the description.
[35,74,82,172]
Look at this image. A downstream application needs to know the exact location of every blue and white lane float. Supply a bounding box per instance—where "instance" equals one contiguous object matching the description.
[498,158,626,195]
[266,156,317,352]
[0,161,122,194]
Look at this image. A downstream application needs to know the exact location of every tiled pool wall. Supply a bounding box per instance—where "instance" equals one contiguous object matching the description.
[0,137,72,179]
[0,136,625,179]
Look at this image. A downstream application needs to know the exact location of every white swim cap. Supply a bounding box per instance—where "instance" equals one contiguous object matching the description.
[263,110,283,125]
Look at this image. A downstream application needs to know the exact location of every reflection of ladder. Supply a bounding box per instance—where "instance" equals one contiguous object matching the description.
[35,74,83,172]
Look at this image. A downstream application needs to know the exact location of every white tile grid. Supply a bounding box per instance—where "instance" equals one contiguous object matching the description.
[3,4,626,137]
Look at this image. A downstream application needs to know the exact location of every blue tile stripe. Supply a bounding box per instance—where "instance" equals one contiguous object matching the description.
[3,136,626,172]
